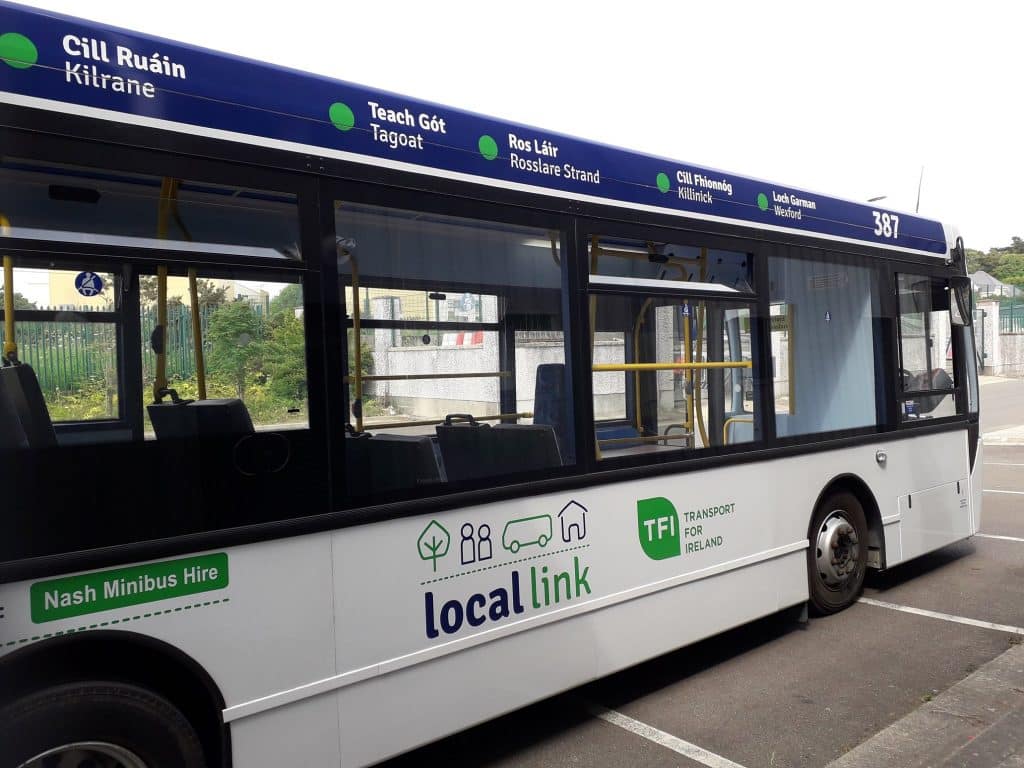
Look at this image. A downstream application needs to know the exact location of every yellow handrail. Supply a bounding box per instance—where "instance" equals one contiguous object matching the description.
[151,178,177,403]
[1,215,15,363]
[344,371,511,383]
[338,238,364,432]
[153,265,168,403]
[693,249,710,448]
[363,412,533,430]
[188,268,207,400]
[593,362,751,372]
[597,434,689,446]
[632,297,654,435]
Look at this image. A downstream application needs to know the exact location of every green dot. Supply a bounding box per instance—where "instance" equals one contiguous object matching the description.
[478,135,498,160]
[0,32,38,70]
[757,192,769,211]
[656,173,671,194]
[328,102,355,132]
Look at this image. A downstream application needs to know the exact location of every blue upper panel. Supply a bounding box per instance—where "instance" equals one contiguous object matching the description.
[0,1,948,255]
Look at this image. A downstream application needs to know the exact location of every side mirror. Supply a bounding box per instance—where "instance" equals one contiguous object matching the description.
[950,276,971,327]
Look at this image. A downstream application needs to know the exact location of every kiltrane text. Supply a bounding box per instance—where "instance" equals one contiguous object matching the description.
[424,557,592,638]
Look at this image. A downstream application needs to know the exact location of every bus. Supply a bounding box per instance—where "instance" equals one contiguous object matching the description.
[0,3,981,766]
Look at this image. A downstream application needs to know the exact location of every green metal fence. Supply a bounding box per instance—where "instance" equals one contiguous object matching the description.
[1000,300,1024,334]
[0,304,266,395]
[0,314,117,395]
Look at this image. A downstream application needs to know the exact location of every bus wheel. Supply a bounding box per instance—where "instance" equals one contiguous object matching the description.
[807,491,868,616]
[0,681,206,768]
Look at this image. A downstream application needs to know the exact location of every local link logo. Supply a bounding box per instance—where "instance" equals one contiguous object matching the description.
[423,557,591,639]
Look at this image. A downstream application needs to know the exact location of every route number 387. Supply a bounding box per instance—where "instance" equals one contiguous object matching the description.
[872,211,900,239]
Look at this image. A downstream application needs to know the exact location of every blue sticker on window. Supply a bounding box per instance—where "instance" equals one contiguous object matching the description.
[74,271,104,297]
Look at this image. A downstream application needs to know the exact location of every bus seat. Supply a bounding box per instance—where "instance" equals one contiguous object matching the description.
[366,433,443,493]
[0,379,29,451]
[595,424,642,451]
[436,420,560,483]
[492,424,561,468]
[724,418,754,444]
[344,432,444,497]
[148,398,254,439]
[0,364,57,450]
[533,363,571,461]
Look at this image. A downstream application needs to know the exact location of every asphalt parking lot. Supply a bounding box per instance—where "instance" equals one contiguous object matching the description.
[382,383,1024,768]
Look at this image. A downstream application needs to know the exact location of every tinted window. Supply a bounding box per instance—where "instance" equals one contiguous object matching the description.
[897,274,957,420]
[769,255,882,436]
[335,202,572,502]
[0,158,301,259]
[586,235,761,461]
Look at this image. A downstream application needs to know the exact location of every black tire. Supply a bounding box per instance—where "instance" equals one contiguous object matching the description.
[0,681,206,768]
[807,491,869,616]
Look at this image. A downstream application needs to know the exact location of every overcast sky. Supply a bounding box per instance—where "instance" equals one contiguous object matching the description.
[19,0,1024,251]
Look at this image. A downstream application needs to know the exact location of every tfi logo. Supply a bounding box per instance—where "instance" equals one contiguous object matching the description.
[637,497,681,560]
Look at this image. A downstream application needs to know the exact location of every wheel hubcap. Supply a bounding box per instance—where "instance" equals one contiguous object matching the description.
[815,512,859,588]
[17,741,149,768]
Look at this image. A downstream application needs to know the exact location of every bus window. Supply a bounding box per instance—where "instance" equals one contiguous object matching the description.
[897,274,957,420]
[0,157,302,259]
[335,202,572,501]
[139,271,308,433]
[769,255,883,437]
[0,266,121,426]
[585,235,760,460]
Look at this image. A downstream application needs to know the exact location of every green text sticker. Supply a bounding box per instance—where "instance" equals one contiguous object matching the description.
[637,497,681,560]
[31,553,229,623]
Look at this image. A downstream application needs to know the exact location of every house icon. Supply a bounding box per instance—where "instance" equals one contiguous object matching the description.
[558,501,587,543]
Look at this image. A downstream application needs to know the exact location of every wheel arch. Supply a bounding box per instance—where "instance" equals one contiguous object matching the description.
[0,630,230,767]
[811,473,885,571]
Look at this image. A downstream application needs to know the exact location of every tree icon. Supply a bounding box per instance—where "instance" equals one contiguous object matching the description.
[417,520,451,572]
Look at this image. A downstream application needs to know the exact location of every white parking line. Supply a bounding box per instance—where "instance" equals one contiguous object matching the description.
[984,489,1024,495]
[586,702,748,768]
[859,597,1024,636]
[984,462,1024,467]
[977,533,1024,543]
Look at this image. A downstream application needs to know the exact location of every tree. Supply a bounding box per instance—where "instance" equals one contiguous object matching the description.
[0,290,38,311]
[991,236,1024,255]
[262,313,306,403]
[965,248,997,275]
[196,279,228,310]
[269,283,303,320]
[138,276,224,308]
[139,276,182,308]
[205,299,262,399]
[993,253,1024,289]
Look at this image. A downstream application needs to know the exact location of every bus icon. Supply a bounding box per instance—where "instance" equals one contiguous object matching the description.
[502,515,553,553]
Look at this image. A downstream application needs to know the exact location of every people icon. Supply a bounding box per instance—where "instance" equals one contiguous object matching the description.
[460,522,476,565]
[477,523,493,561]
